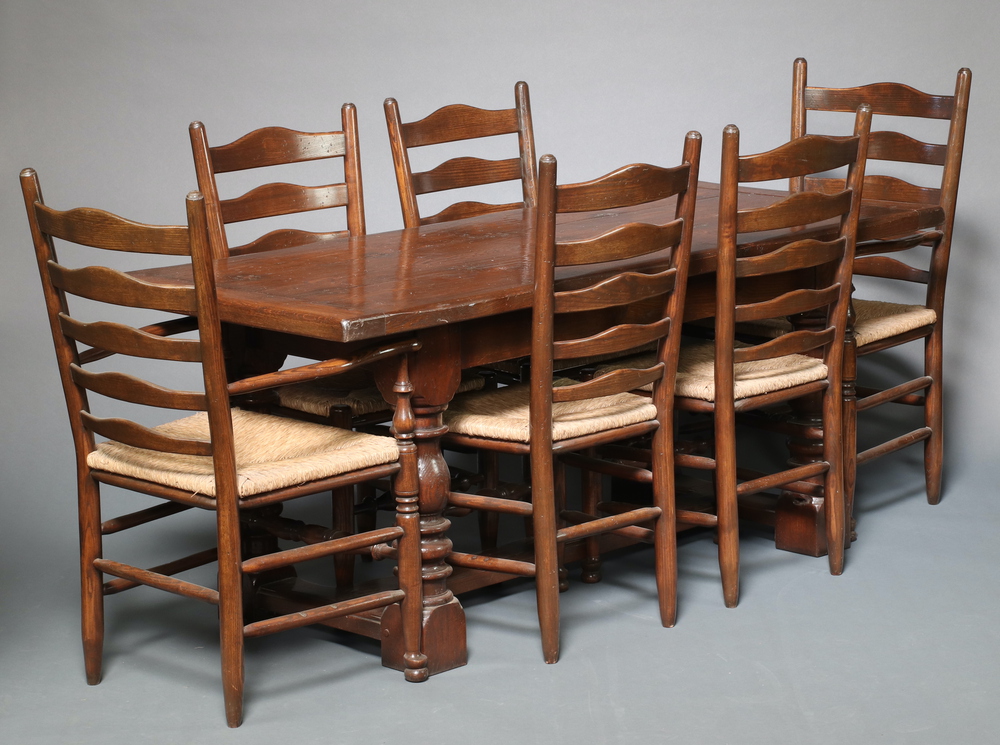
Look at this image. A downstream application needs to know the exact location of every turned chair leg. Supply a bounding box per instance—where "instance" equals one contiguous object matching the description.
[80,474,105,685]
[715,410,740,608]
[521,454,534,540]
[924,329,944,505]
[478,450,501,550]
[651,427,678,628]
[355,482,379,536]
[554,459,569,593]
[536,540,561,664]
[823,386,846,576]
[842,331,858,547]
[217,506,245,728]
[532,468,561,664]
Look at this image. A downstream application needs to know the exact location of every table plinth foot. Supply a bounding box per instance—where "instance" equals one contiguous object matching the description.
[380,598,467,676]
[775,492,827,557]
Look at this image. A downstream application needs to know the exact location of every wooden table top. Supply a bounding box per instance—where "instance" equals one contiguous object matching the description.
[133,183,943,344]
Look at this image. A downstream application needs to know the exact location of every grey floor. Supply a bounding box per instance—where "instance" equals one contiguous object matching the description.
[2,447,998,745]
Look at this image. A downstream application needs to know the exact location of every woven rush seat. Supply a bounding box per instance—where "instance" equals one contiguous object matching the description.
[443,378,657,443]
[851,299,937,347]
[88,408,399,498]
[276,370,485,418]
[594,340,827,402]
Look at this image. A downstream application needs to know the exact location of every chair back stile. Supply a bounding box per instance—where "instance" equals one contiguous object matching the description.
[22,170,96,470]
[385,81,537,228]
[21,169,427,726]
[21,171,224,489]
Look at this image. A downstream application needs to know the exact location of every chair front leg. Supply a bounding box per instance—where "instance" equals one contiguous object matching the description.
[924,326,944,504]
[532,452,561,664]
[651,423,678,628]
[842,307,858,546]
[217,500,245,728]
[714,406,740,609]
[332,485,356,588]
[79,472,105,685]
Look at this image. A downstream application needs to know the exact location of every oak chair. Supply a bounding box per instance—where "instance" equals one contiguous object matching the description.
[189,107,483,583]
[189,107,389,422]
[599,111,872,605]
[384,81,537,228]
[22,171,427,727]
[442,133,702,662]
[791,58,971,511]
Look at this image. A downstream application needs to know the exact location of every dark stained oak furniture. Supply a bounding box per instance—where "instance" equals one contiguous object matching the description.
[190,103,366,258]
[595,110,871,604]
[189,106,477,586]
[383,82,541,549]
[130,179,945,673]
[442,135,701,661]
[385,81,537,228]
[190,107,374,589]
[681,111,871,599]
[22,171,426,726]
[791,59,972,520]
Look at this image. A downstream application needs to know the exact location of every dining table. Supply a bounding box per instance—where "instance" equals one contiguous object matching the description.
[133,181,944,675]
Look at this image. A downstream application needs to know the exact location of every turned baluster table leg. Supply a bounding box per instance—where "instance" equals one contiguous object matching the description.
[377,327,467,675]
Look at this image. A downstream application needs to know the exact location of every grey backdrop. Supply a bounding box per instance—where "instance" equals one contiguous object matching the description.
[1,1,998,743]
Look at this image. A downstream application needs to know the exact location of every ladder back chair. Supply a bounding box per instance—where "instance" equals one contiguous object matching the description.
[442,132,702,662]
[190,106,478,585]
[384,80,537,228]
[792,58,971,510]
[705,111,871,598]
[601,111,872,606]
[21,170,427,727]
